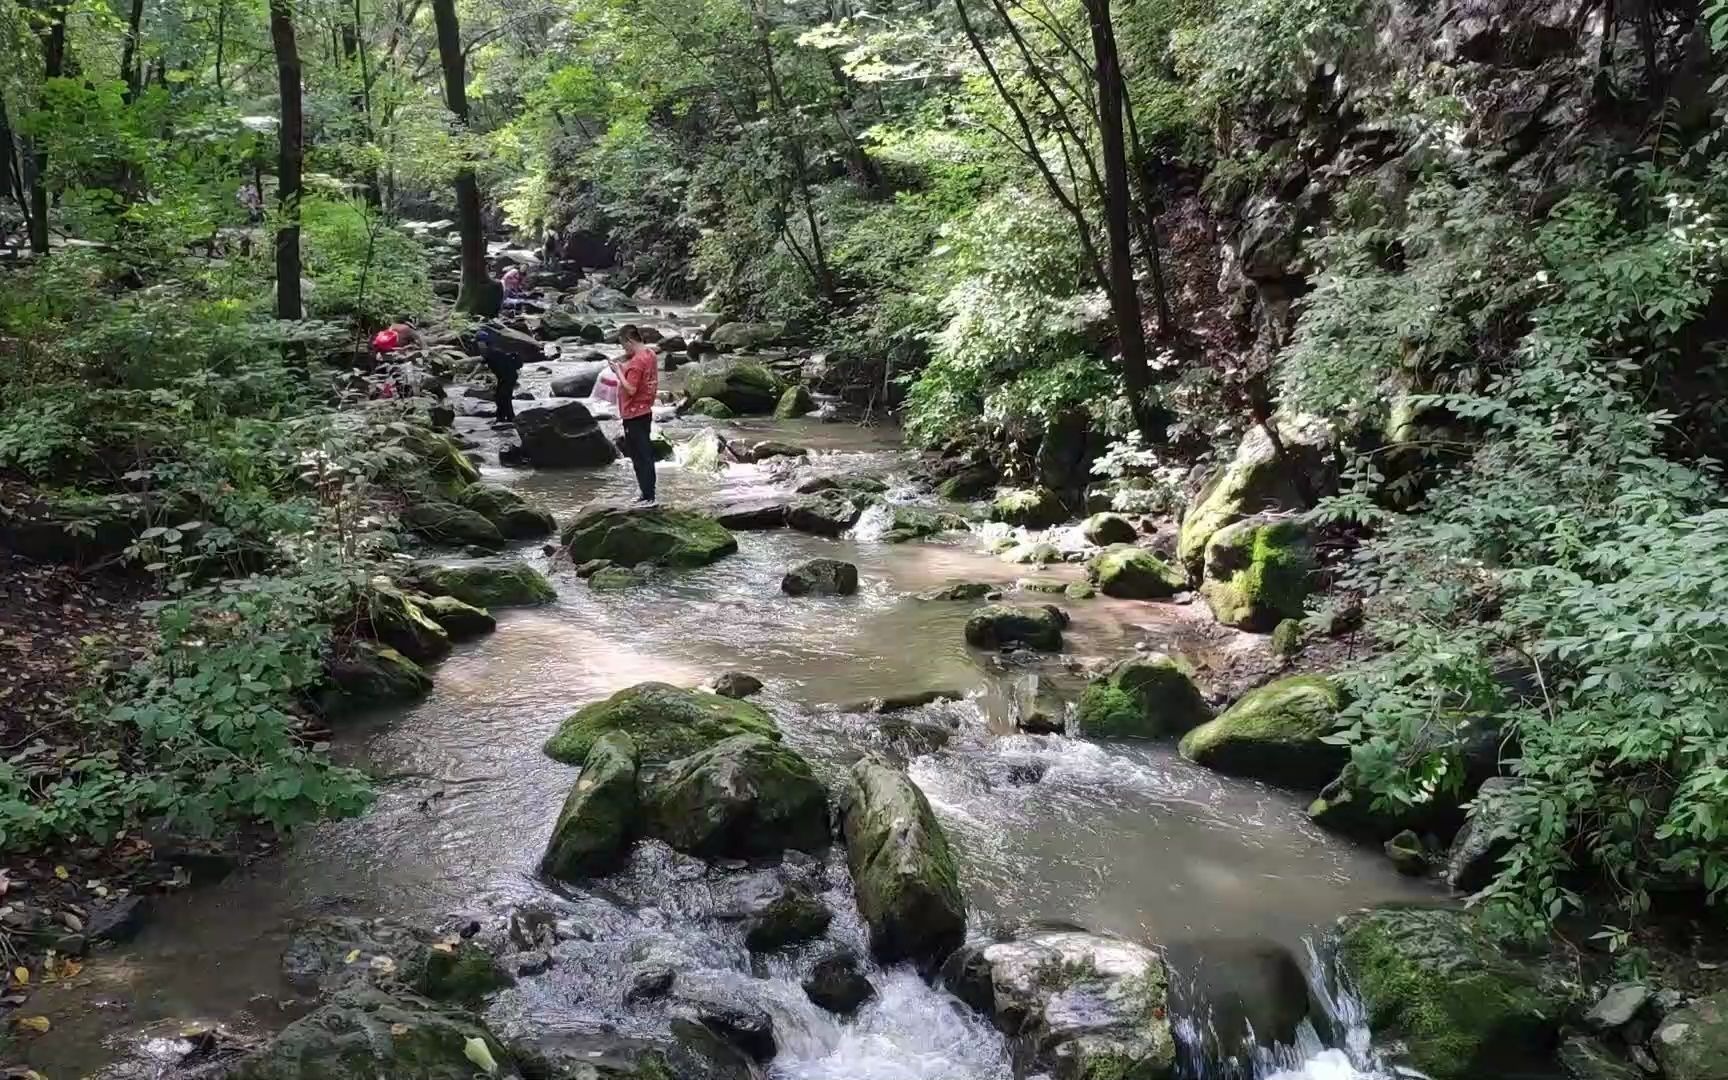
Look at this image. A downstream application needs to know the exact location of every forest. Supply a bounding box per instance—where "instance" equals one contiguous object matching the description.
[2,0,1728,1076]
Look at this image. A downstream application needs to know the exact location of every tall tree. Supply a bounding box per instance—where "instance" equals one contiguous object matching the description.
[432,0,499,315]
[28,0,65,254]
[269,0,303,320]
[121,0,146,103]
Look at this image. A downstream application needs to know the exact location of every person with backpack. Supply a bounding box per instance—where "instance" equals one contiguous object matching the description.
[473,323,540,426]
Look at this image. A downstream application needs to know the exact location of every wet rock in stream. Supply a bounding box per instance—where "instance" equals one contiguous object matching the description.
[742,885,832,952]
[563,504,738,569]
[784,492,862,537]
[1074,654,1211,739]
[644,734,830,858]
[317,640,431,717]
[511,401,619,468]
[541,731,640,881]
[802,950,877,1015]
[841,760,966,969]
[544,681,780,765]
[1178,674,1347,789]
[963,604,1065,651]
[410,558,557,608]
[281,915,512,1004]
[229,986,521,1080]
[780,557,858,596]
[712,499,790,530]
[708,671,764,698]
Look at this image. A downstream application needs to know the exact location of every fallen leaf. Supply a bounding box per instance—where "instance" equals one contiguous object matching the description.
[463,1037,499,1075]
[430,942,455,954]
[61,912,83,932]
[368,955,396,975]
[15,1015,50,1034]
[54,959,82,980]
[11,966,28,987]
[390,1023,410,1037]
[344,949,361,964]
[53,865,69,881]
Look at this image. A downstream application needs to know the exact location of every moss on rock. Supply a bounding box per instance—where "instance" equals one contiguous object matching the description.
[1085,544,1186,599]
[1199,514,1314,631]
[963,604,1064,651]
[453,483,556,539]
[318,641,431,718]
[989,487,1067,528]
[687,396,736,419]
[562,505,738,569]
[420,594,495,640]
[1076,655,1211,739]
[1176,415,1333,579]
[411,558,556,608]
[1082,512,1138,546]
[684,361,782,414]
[1335,906,1570,1080]
[644,734,830,858]
[401,501,506,550]
[774,384,817,419]
[1178,675,1345,789]
[842,760,966,969]
[544,681,780,764]
[364,576,452,664]
[541,731,640,881]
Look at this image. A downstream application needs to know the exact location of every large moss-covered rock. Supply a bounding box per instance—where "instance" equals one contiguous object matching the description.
[1082,512,1138,546]
[963,604,1064,651]
[405,430,482,488]
[942,931,1176,1080]
[281,916,510,1004]
[645,734,829,858]
[684,361,782,415]
[1654,990,1728,1080]
[1086,544,1186,599]
[877,505,963,544]
[1075,654,1211,738]
[989,487,1066,528]
[1179,675,1346,789]
[544,682,779,764]
[421,594,495,641]
[453,483,556,539]
[774,385,816,419]
[231,987,518,1080]
[562,505,738,569]
[319,641,432,717]
[708,321,785,351]
[688,397,736,419]
[541,732,640,881]
[1199,514,1314,631]
[1177,414,1334,579]
[1335,906,1570,1080]
[411,559,556,608]
[936,463,997,500]
[364,577,452,664]
[917,581,994,601]
[401,501,506,550]
[841,760,965,969]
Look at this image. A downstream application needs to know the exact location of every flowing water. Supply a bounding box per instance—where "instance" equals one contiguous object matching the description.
[22,328,1437,1078]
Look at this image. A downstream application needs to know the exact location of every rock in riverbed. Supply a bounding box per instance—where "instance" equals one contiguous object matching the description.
[989,487,1066,528]
[544,682,780,764]
[785,493,862,537]
[511,401,619,467]
[563,504,738,568]
[1075,654,1211,738]
[781,558,858,596]
[452,483,556,539]
[319,641,431,717]
[230,986,519,1080]
[684,360,782,415]
[1179,674,1346,789]
[541,732,639,881]
[963,604,1065,651]
[411,558,557,608]
[803,951,876,1015]
[943,930,1176,1080]
[841,760,965,970]
[645,735,830,858]
[401,501,506,550]
[281,915,510,1004]
[1086,543,1185,599]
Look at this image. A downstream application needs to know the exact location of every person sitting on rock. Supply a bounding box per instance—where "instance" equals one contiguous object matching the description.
[611,324,660,506]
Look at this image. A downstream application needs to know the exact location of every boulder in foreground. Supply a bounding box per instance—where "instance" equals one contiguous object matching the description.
[411,558,556,608]
[963,604,1064,651]
[841,759,965,970]
[230,986,519,1080]
[1075,654,1211,738]
[1178,674,1345,789]
[540,731,640,881]
[646,734,830,858]
[563,505,738,569]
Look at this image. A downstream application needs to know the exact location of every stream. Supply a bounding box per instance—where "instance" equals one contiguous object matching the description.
[23,313,1438,1079]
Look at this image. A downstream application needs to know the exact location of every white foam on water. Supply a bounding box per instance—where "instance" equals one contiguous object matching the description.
[769,970,1012,1080]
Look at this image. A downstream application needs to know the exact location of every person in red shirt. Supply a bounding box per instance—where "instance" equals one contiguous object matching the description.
[611,324,660,505]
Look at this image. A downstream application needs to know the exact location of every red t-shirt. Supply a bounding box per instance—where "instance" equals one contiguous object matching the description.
[619,345,659,420]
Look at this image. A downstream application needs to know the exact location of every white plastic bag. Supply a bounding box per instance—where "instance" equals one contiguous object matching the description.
[591,367,621,406]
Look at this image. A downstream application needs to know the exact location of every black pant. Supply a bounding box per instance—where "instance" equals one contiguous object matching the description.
[489,362,518,422]
[622,415,656,500]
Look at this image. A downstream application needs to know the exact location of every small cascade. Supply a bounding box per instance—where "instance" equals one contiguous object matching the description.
[1171,938,1388,1080]
[850,502,896,542]
[674,428,727,473]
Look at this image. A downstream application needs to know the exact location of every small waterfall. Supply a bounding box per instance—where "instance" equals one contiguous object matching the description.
[674,428,726,473]
[850,503,896,542]
[1171,938,1388,1080]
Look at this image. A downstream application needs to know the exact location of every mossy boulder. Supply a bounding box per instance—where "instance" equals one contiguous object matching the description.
[963,604,1064,651]
[1200,513,1315,631]
[1086,544,1186,599]
[541,731,640,881]
[774,384,817,419]
[1000,540,1062,566]
[364,577,452,664]
[1075,654,1212,738]
[1654,990,1728,1080]
[684,361,782,415]
[744,885,833,953]
[401,501,506,550]
[411,559,556,608]
[231,986,518,1080]
[562,505,738,569]
[1082,512,1138,546]
[878,505,962,544]
[1178,675,1346,789]
[588,565,650,590]
[1271,617,1305,656]
[644,734,830,858]
[1335,906,1571,1080]
[405,429,482,488]
[786,492,862,537]
[1176,414,1334,579]
[841,760,966,970]
[941,931,1175,1080]
[687,397,736,419]
[319,641,431,717]
[989,487,1066,528]
[708,321,784,351]
[544,682,779,765]
[453,483,556,539]
[936,463,997,500]
[280,915,511,1004]
[420,594,495,641]
[917,581,994,602]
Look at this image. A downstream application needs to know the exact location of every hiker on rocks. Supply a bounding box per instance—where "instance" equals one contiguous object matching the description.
[612,324,660,506]
[501,264,526,302]
[474,323,537,427]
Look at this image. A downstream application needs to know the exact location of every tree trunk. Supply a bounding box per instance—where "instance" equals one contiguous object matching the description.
[432,0,498,316]
[269,0,303,321]
[754,18,833,298]
[28,2,65,254]
[121,0,146,103]
[0,85,23,214]
[215,0,227,102]
[1083,0,1162,442]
